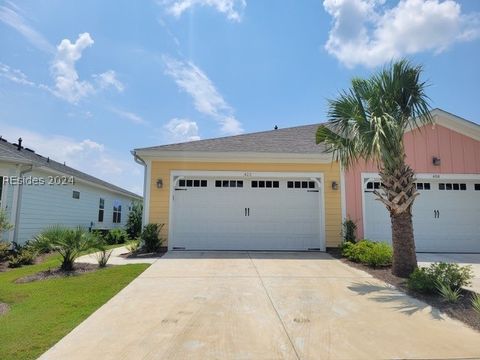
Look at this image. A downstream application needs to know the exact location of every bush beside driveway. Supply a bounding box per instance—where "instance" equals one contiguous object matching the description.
[418,253,480,294]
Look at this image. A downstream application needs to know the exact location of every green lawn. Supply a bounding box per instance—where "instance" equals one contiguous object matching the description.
[0,253,149,360]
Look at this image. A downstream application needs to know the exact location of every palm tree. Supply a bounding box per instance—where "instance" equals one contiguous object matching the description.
[317,59,432,277]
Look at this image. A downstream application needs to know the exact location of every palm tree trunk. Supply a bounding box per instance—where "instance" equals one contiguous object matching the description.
[377,163,419,277]
[391,210,417,277]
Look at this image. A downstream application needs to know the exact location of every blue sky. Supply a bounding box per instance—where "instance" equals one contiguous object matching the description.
[1,0,479,194]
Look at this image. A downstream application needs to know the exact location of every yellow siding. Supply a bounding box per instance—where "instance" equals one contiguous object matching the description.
[149,161,342,247]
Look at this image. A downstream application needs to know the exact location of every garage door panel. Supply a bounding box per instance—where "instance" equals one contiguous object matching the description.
[364,179,480,253]
[170,176,323,251]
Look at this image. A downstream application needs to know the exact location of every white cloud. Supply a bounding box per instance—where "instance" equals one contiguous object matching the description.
[50,33,124,103]
[164,56,243,135]
[0,123,142,195]
[0,2,54,53]
[161,0,246,22]
[323,0,480,68]
[0,62,35,86]
[50,32,95,103]
[94,70,125,92]
[110,108,147,125]
[164,118,200,143]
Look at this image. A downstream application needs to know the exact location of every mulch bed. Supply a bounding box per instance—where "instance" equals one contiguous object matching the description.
[0,302,10,316]
[0,252,53,273]
[0,260,8,272]
[327,248,480,332]
[15,263,100,283]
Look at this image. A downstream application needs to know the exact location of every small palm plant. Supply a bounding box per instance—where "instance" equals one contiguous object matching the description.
[317,59,433,277]
[33,226,98,271]
[471,293,480,315]
[436,282,462,303]
[95,247,113,268]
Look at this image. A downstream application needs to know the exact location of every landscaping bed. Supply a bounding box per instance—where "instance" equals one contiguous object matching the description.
[15,263,99,283]
[328,247,480,332]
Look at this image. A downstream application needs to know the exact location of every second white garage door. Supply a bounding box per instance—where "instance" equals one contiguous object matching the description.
[169,172,324,251]
[364,176,480,252]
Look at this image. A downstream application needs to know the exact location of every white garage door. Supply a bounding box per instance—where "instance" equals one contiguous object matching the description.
[364,177,480,252]
[169,173,324,251]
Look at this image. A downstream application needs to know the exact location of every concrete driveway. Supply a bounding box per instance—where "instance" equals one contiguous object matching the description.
[418,253,480,293]
[40,252,480,360]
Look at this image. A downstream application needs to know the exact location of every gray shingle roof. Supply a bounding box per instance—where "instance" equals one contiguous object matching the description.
[0,137,141,199]
[136,124,327,154]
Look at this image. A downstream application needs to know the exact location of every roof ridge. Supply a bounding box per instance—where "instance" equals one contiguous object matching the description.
[136,122,322,151]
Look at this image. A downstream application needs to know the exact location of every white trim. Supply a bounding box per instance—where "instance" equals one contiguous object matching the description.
[362,172,480,181]
[319,172,326,251]
[143,159,151,227]
[167,171,174,250]
[361,173,368,237]
[9,165,21,242]
[340,168,346,222]
[170,170,324,179]
[136,151,332,164]
[406,109,480,142]
[168,170,326,251]
[0,170,8,211]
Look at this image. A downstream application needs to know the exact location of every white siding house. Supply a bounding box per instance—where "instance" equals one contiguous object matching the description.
[0,137,142,244]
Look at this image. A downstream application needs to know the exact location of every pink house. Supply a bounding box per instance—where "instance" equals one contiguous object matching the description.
[344,109,480,252]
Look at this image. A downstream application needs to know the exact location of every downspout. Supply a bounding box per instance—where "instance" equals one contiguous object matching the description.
[132,151,148,227]
[12,164,33,244]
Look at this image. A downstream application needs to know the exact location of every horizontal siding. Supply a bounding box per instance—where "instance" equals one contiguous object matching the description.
[15,169,137,244]
[346,122,480,238]
[148,161,342,247]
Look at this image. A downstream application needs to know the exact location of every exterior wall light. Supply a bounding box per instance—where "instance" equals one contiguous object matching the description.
[432,156,441,166]
[156,179,163,189]
[331,181,338,190]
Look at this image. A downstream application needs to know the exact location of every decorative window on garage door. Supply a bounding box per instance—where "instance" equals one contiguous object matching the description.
[287,181,316,189]
[364,181,383,192]
[178,179,208,188]
[215,180,243,188]
[251,180,280,188]
[415,182,431,190]
[438,183,467,191]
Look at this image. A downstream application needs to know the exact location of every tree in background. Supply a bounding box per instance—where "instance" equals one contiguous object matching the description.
[126,201,143,239]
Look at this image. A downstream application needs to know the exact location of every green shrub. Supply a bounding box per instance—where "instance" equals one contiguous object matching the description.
[360,242,393,267]
[436,282,462,303]
[141,224,164,253]
[408,267,435,293]
[95,249,113,268]
[126,239,140,253]
[0,241,10,260]
[341,240,392,267]
[126,202,142,239]
[408,262,473,294]
[8,246,37,268]
[0,209,13,233]
[471,293,480,315]
[341,219,357,243]
[105,228,129,245]
[32,226,98,271]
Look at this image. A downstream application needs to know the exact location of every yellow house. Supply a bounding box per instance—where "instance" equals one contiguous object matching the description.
[132,124,343,251]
